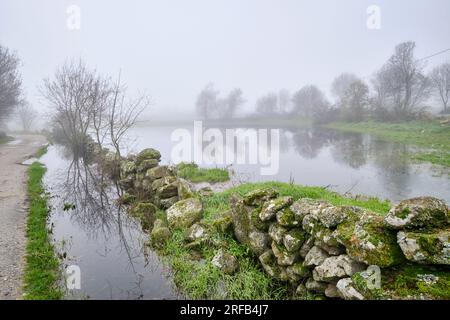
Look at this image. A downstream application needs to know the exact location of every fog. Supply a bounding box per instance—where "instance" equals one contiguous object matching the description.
[1,0,450,122]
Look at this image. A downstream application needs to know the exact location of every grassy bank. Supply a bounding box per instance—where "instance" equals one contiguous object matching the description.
[176,162,230,183]
[326,121,450,167]
[156,181,390,299]
[23,152,62,299]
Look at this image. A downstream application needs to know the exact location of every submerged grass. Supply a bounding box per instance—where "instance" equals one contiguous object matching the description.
[23,160,62,299]
[176,162,230,183]
[326,120,450,168]
[156,181,390,300]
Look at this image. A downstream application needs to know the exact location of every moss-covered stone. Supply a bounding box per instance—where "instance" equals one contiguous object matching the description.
[136,159,159,173]
[335,209,405,267]
[230,194,253,245]
[156,181,178,199]
[250,207,270,231]
[120,160,136,177]
[150,225,171,249]
[282,229,306,252]
[166,198,203,229]
[211,210,233,234]
[268,223,287,244]
[178,178,194,200]
[397,228,450,265]
[258,250,286,281]
[271,241,299,266]
[136,148,161,163]
[276,207,299,227]
[130,202,157,230]
[290,198,329,222]
[248,231,270,256]
[286,262,311,279]
[242,188,279,206]
[146,165,170,180]
[385,197,449,230]
[260,196,293,221]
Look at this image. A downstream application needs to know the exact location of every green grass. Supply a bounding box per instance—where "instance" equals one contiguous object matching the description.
[34,145,48,158]
[382,264,450,299]
[23,161,62,300]
[154,181,390,300]
[176,162,230,183]
[326,120,450,167]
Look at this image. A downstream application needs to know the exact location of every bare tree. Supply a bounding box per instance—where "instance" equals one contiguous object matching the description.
[429,62,450,114]
[292,85,329,118]
[195,83,219,119]
[372,41,431,119]
[0,45,23,122]
[223,88,245,119]
[278,89,291,114]
[41,60,106,156]
[255,93,278,116]
[17,102,38,132]
[42,60,148,161]
[331,73,358,103]
[107,72,148,158]
[339,79,370,122]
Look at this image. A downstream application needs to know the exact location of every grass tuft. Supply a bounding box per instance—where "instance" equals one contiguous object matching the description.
[176,162,230,183]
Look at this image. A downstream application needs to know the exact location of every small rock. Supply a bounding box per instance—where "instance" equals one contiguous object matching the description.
[299,237,315,258]
[282,229,306,252]
[271,241,299,266]
[259,196,293,221]
[147,165,170,180]
[268,223,287,244]
[242,188,279,206]
[248,231,270,256]
[336,278,364,300]
[212,249,238,274]
[305,278,328,293]
[187,223,208,242]
[166,198,203,229]
[325,283,340,298]
[304,246,329,267]
[312,255,366,282]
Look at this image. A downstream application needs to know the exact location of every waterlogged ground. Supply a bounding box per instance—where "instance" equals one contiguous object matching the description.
[40,146,178,300]
[128,125,450,203]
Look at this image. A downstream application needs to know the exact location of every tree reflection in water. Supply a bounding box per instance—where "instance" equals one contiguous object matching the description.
[51,146,165,299]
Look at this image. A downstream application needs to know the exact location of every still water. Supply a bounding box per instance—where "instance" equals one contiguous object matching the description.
[41,147,178,299]
[41,124,449,299]
[128,125,450,203]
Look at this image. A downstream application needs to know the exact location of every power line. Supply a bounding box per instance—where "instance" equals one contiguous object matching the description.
[417,47,450,62]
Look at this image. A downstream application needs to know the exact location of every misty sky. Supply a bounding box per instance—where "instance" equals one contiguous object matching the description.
[1,0,450,119]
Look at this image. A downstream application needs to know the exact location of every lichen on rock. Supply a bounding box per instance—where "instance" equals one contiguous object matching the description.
[385,197,449,230]
[166,198,203,229]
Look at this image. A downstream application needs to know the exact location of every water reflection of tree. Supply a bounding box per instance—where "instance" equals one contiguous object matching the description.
[290,127,336,159]
[330,132,368,169]
[54,149,158,299]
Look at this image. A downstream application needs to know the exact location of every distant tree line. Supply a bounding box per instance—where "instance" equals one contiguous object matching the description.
[196,41,450,123]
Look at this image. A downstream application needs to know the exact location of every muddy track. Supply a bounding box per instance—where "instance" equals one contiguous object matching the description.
[0,135,47,300]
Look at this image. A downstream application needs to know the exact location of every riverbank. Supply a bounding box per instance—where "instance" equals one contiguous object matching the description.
[23,158,62,300]
[326,121,450,168]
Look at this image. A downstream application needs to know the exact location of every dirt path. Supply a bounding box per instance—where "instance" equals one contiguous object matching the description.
[0,134,47,300]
